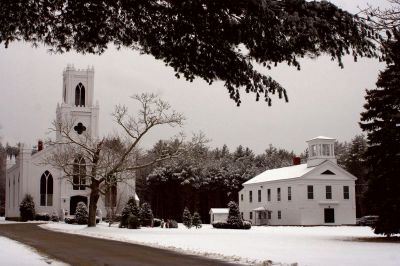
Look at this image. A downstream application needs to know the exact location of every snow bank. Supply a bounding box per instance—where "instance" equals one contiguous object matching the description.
[42,223,400,266]
[0,236,68,266]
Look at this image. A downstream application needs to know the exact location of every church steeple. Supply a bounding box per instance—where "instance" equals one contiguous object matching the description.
[62,64,95,107]
[306,136,337,168]
[56,65,99,141]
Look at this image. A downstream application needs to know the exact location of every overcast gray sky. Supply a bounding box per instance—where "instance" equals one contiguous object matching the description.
[0,0,391,155]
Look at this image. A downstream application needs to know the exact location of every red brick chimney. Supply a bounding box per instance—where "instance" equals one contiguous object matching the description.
[292,156,301,165]
[38,140,43,151]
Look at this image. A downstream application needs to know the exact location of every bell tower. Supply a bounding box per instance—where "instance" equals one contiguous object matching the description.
[56,65,99,141]
[306,136,337,168]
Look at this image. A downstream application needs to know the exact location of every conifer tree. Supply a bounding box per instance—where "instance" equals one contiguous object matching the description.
[19,194,35,221]
[227,201,243,229]
[120,196,137,228]
[360,30,400,237]
[139,202,154,227]
[192,211,202,229]
[182,207,192,229]
[75,202,89,225]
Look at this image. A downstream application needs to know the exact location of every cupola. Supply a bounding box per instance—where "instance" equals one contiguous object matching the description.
[306,136,337,167]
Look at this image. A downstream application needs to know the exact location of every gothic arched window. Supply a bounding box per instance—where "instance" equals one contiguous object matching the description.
[75,83,86,107]
[63,85,66,103]
[47,175,53,206]
[73,157,86,190]
[40,171,53,206]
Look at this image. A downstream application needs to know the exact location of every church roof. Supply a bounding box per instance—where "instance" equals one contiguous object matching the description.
[243,164,315,185]
[306,136,335,141]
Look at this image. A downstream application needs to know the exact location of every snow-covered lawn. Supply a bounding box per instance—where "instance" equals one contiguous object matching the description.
[0,236,68,266]
[42,222,400,266]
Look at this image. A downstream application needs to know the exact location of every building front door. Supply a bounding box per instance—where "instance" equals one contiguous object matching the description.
[324,208,335,223]
[70,195,88,215]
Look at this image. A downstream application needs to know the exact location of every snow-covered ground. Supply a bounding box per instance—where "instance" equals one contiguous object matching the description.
[0,236,68,266]
[42,222,400,266]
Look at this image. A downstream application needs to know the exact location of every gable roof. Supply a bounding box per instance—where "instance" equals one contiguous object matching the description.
[243,164,315,185]
[209,208,229,214]
[307,136,335,141]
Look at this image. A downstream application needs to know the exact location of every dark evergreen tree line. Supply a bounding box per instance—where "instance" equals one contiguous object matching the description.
[136,142,296,223]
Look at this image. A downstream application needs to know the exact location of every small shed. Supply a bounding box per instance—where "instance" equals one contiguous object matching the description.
[209,208,229,223]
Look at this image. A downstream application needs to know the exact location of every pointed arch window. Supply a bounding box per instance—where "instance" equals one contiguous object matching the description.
[63,85,66,103]
[75,83,86,107]
[40,171,53,206]
[73,156,86,190]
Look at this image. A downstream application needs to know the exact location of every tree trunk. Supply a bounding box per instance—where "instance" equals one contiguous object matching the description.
[88,180,100,227]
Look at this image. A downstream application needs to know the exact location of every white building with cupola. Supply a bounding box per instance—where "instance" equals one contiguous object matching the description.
[5,65,137,220]
[239,136,357,226]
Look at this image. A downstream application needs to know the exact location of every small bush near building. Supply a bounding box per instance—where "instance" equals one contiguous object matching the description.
[19,194,35,222]
[127,215,140,229]
[75,202,89,225]
[140,202,154,227]
[153,218,161,227]
[120,197,139,228]
[64,216,76,224]
[35,213,50,221]
[165,219,178,228]
[212,221,230,229]
[182,207,192,228]
[50,212,60,222]
[192,212,202,229]
[211,221,251,230]
[242,221,252,229]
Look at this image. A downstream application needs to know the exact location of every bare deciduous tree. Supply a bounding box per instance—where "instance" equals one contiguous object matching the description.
[360,0,400,30]
[44,93,191,226]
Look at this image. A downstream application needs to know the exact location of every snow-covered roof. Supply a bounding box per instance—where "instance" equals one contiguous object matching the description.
[252,207,269,211]
[209,208,229,214]
[307,136,335,141]
[243,164,315,185]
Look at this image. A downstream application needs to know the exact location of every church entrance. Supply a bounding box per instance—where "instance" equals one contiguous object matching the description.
[324,208,335,223]
[70,195,88,215]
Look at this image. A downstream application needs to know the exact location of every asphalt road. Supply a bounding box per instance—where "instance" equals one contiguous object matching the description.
[0,223,239,266]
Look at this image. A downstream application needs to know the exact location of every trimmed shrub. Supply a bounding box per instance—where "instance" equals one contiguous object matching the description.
[153,218,161,227]
[75,202,88,225]
[182,207,192,229]
[168,219,178,228]
[35,213,50,221]
[19,194,35,221]
[127,215,140,229]
[212,221,230,229]
[242,221,252,229]
[50,212,60,222]
[64,216,76,224]
[212,221,251,230]
[139,202,154,227]
[192,212,202,229]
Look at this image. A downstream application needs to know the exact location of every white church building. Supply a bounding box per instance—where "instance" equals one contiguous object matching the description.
[239,136,357,226]
[6,65,137,219]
